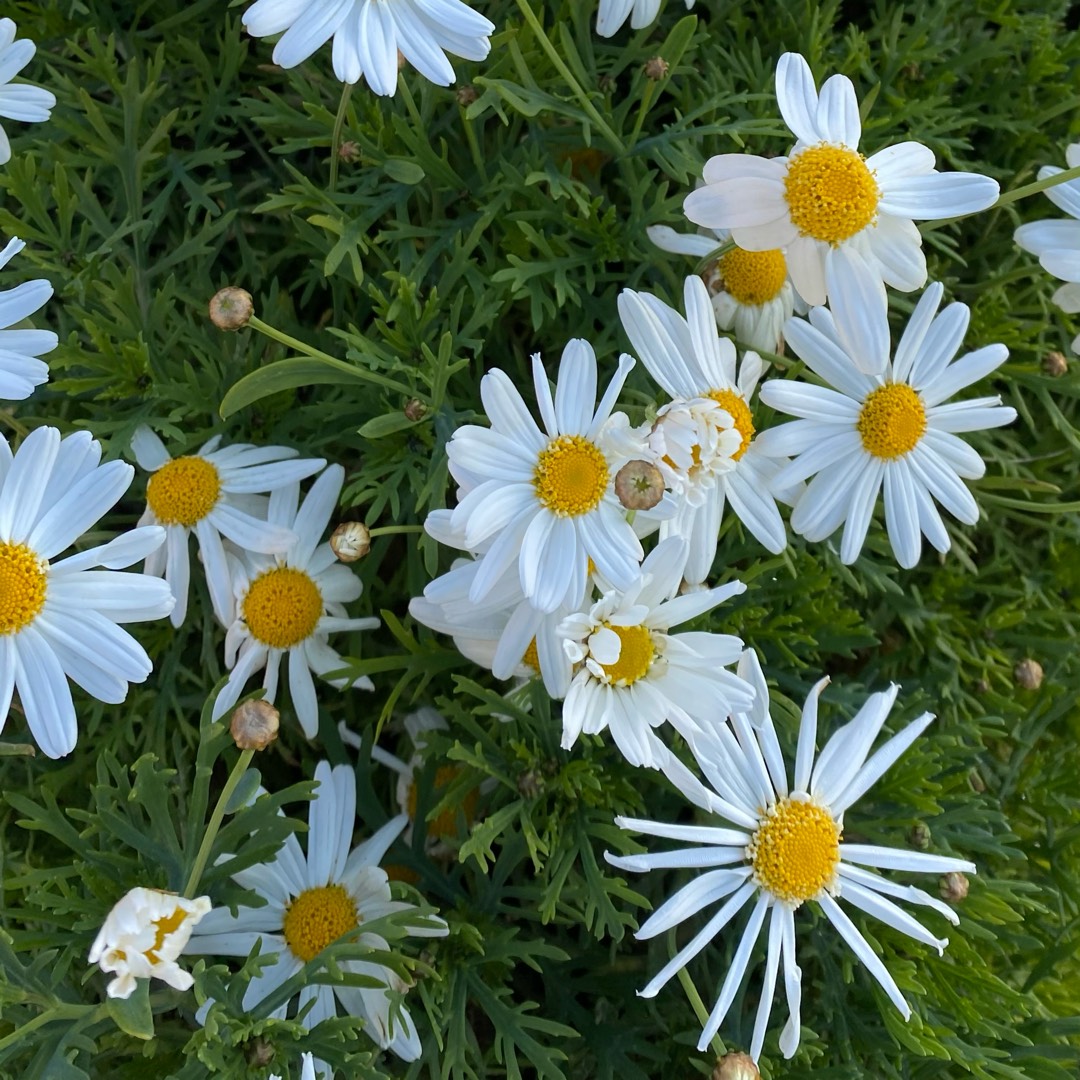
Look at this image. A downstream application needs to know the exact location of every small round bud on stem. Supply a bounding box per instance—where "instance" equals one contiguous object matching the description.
[1013,658,1043,690]
[338,139,361,164]
[907,822,931,850]
[245,1038,275,1068]
[456,85,479,107]
[712,1052,760,1080]
[644,56,670,81]
[330,521,371,562]
[615,460,665,511]
[1043,350,1068,377]
[230,699,279,751]
[404,398,427,422]
[939,871,969,904]
[209,287,253,331]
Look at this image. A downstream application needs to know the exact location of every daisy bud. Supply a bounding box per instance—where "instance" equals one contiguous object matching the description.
[404,398,427,421]
[456,85,478,107]
[712,1052,761,1080]
[209,286,253,331]
[337,139,361,164]
[517,769,542,798]
[939,871,970,904]
[644,56,669,81]
[907,822,931,850]
[330,521,371,562]
[1042,350,1068,377]
[245,1038,276,1068]
[1013,658,1044,690]
[614,460,665,511]
[230,699,280,751]
[969,769,986,793]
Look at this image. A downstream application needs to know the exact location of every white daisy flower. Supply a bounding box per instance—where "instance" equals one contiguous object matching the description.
[185,762,448,1061]
[212,465,380,738]
[88,887,211,1000]
[647,224,805,354]
[683,52,1000,311]
[596,0,696,37]
[242,0,495,96]
[445,339,643,614]
[618,275,793,581]
[756,278,1016,568]
[558,538,753,768]
[0,237,57,401]
[1014,142,1080,353]
[607,651,975,1060]
[133,427,326,628]
[0,427,174,759]
[0,19,56,166]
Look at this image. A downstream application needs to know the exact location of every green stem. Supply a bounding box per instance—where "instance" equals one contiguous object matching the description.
[461,109,487,181]
[183,748,254,898]
[628,79,657,150]
[513,0,625,154]
[398,78,425,132]
[995,162,1080,209]
[671,928,727,1057]
[328,83,353,193]
[247,315,341,367]
[368,525,426,537]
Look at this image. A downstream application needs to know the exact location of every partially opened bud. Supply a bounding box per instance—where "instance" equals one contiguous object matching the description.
[208,287,253,330]
[230,699,280,751]
[939,871,969,903]
[1013,658,1043,690]
[615,460,665,511]
[712,1052,760,1080]
[330,521,371,562]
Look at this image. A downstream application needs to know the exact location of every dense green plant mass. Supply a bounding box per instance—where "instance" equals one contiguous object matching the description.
[0,0,1079,1077]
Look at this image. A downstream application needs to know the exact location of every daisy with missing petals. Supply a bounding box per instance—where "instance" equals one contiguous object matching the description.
[212,465,380,738]
[647,225,804,354]
[0,237,57,401]
[0,428,174,759]
[446,340,643,614]
[0,19,56,165]
[684,52,999,311]
[618,275,791,582]
[596,0,695,37]
[133,427,326,628]
[185,762,448,1061]
[242,0,494,96]
[756,279,1016,568]
[1014,143,1080,353]
[607,651,975,1060]
[558,538,753,768]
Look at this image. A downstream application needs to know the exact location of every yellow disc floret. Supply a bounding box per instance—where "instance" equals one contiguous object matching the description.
[533,435,609,517]
[406,765,480,840]
[597,623,655,686]
[522,637,540,673]
[707,389,756,461]
[143,905,188,965]
[282,884,359,963]
[243,567,323,649]
[0,541,47,635]
[747,796,841,906]
[145,456,222,527]
[717,247,788,306]
[784,144,880,245]
[857,383,927,459]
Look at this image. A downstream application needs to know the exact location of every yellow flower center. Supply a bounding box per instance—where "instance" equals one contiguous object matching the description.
[282,884,359,963]
[406,765,479,840]
[243,567,323,649]
[145,456,222,527]
[784,144,880,245]
[597,623,655,686]
[143,905,188,965]
[857,383,927,459]
[717,247,788,305]
[747,796,841,906]
[522,637,540,672]
[0,541,47,635]
[533,435,609,517]
[707,389,756,461]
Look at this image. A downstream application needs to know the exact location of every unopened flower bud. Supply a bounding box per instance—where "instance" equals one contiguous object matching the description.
[615,460,665,511]
[245,1038,275,1068]
[330,521,371,562]
[404,398,427,422]
[712,1052,760,1080]
[1013,658,1043,690]
[969,769,986,793]
[230,699,280,751]
[939,871,969,903]
[907,822,931,850]
[456,85,478,107]
[208,287,253,331]
[337,139,361,163]
[517,769,542,799]
[1043,350,1068,377]
[644,56,670,80]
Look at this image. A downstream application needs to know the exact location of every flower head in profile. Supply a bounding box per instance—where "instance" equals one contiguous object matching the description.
[1014,142,1080,353]
[445,340,643,614]
[242,0,494,96]
[0,19,55,165]
[684,52,999,310]
[185,762,448,1061]
[607,652,975,1061]
[212,465,380,738]
[596,0,696,37]
[0,427,174,758]
[133,427,326,627]
[756,277,1016,568]
[558,538,753,768]
[89,888,211,999]
[0,237,57,401]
